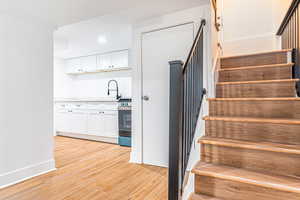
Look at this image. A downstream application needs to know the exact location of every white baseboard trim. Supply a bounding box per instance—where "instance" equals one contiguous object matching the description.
[0,159,56,189]
[57,132,118,144]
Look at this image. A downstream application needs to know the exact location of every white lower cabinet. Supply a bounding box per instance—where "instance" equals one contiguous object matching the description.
[102,111,118,137]
[55,109,71,133]
[87,111,105,136]
[87,111,118,137]
[55,109,87,133]
[68,110,88,134]
[55,105,118,141]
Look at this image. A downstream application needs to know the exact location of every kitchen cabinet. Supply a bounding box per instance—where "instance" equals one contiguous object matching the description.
[55,109,71,133]
[103,111,118,137]
[81,56,97,72]
[96,50,129,71]
[87,111,105,136]
[87,110,118,137]
[66,58,83,74]
[111,50,128,69]
[66,50,129,74]
[97,54,112,71]
[55,109,87,134]
[68,110,88,134]
[55,103,118,141]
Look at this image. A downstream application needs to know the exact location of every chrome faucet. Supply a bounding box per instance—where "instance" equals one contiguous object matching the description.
[107,80,121,100]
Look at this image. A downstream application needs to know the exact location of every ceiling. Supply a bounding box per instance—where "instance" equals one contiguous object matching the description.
[1,0,208,27]
[54,15,133,58]
[51,0,208,58]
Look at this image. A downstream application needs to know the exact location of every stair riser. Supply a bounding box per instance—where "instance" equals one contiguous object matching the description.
[201,144,300,178]
[216,81,296,98]
[221,51,290,69]
[209,100,300,119]
[195,175,300,200]
[205,120,300,145]
[219,66,292,82]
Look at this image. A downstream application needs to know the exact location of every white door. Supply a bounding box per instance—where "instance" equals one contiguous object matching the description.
[142,23,194,167]
[111,50,129,69]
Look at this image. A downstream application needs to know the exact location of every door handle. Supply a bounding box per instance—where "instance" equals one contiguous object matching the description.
[142,95,150,101]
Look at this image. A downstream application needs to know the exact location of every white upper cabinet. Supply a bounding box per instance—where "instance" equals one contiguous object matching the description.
[97,54,112,71]
[111,50,129,69]
[81,56,97,72]
[66,49,130,74]
[66,58,82,74]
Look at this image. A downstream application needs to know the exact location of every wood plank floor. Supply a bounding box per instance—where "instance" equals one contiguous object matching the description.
[0,136,168,200]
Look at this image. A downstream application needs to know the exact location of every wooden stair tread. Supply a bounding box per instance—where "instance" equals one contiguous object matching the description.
[203,116,300,125]
[192,161,300,194]
[221,49,293,60]
[218,63,294,72]
[208,97,300,101]
[189,193,223,200]
[199,136,300,155]
[217,79,299,85]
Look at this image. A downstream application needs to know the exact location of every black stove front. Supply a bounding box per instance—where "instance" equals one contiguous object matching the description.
[118,99,132,146]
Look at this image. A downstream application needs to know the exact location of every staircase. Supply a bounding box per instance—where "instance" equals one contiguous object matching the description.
[189,49,300,200]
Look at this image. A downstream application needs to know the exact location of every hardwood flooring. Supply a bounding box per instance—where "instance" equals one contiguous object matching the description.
[0,136,168,200]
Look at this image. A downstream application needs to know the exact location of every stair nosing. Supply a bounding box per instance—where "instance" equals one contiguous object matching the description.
[203,116,300,125]
[217,79,299,85]
[218,63,294,72]
[221,49,293,60]
[192,162,300,194]
[198,136,300,155]
[207,97,300,101]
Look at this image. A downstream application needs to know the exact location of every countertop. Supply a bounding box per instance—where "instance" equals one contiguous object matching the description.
[54,97,131,103]
[54,97,118,102]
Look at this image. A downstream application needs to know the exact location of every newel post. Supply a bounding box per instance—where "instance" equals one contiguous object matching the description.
[169,60,183,200]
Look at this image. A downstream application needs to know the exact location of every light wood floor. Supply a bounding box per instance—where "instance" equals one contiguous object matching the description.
[0,136,168,200]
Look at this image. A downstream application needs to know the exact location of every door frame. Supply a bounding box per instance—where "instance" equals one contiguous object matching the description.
[140,22,195,165]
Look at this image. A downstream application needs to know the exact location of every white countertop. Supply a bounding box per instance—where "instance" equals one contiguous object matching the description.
[54,97,118,102]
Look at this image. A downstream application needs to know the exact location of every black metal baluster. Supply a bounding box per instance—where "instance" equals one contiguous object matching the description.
[168,19,206,200]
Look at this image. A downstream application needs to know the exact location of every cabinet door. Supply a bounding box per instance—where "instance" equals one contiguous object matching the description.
[103,111,118,138]
[111,50,128,69]
[87,111,105,136]
[55,110,70,132]
[81,56,97,72]
[96,54,112,71]
[68,110,88,134]
[66,58,82,74]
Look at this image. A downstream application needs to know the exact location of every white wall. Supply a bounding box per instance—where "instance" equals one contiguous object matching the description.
[221,0,292,56]
[0,12,55,188]
[130,4,211,166]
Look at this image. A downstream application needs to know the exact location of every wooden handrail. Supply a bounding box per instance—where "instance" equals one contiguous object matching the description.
[277,0,300,35]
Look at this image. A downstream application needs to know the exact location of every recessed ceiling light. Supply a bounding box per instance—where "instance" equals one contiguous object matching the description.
[97,36,107,44]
